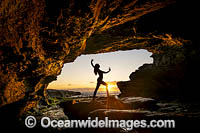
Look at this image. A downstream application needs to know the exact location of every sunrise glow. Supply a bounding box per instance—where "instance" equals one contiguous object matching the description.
[107,84,116,92]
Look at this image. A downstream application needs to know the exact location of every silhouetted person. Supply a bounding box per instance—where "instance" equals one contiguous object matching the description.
[91,59,111,100]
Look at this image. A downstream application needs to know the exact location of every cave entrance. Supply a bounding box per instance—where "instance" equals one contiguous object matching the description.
[48,49,153,96]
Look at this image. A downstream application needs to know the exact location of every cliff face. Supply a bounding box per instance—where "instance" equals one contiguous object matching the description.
[118,45,200,99]
[116,1,200,100]
[0,0,199,113]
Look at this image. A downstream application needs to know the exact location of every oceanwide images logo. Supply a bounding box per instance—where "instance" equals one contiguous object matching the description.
[25,116,175,130]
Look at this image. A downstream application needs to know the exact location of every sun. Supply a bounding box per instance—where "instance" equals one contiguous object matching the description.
[107,84,116,92]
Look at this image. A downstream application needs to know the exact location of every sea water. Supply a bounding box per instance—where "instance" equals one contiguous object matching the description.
[68,89,121,97]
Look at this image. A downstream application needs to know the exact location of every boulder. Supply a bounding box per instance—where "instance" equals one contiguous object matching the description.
[120,97,158,110]
[59,96,131,119]
[89,109,151,120]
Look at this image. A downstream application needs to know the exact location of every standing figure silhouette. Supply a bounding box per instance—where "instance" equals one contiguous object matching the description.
[91,59,111,100]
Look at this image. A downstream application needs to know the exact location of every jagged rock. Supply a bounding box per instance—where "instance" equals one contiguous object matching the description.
[117,61,184,99]
[117,46,200,100]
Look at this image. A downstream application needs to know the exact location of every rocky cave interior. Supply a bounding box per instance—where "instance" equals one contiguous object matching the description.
[0,0,200,132]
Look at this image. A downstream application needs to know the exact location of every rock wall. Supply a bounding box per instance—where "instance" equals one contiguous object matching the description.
[0,0,199,114]
[118,50,200,100]
[117,1,200,100]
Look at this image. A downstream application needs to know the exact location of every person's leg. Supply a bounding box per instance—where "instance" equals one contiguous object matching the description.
[102,81,109,97]
[93,82,101,100]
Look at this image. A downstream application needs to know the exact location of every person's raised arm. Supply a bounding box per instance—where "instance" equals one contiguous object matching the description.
[103,67,111,74]
[91,59,95,68]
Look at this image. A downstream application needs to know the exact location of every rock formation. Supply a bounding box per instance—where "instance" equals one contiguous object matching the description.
[117,36,200,99]
[59,96,200,132]
[0,0,199,117]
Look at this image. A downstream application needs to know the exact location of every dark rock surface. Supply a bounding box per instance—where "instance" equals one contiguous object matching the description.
[120,96,158,110]
[0,95,199,132]
[60,96,131,119]
[59,96,200,132]
[117,47,200,100]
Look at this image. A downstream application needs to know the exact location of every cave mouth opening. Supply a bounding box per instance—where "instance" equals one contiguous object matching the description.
[48,49,153,96]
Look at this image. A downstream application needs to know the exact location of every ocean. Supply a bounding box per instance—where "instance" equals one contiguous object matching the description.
[80,91,121,97]
[67,88,121,97]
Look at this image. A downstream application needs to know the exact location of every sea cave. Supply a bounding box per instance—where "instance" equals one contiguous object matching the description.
[0,0,200,132]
